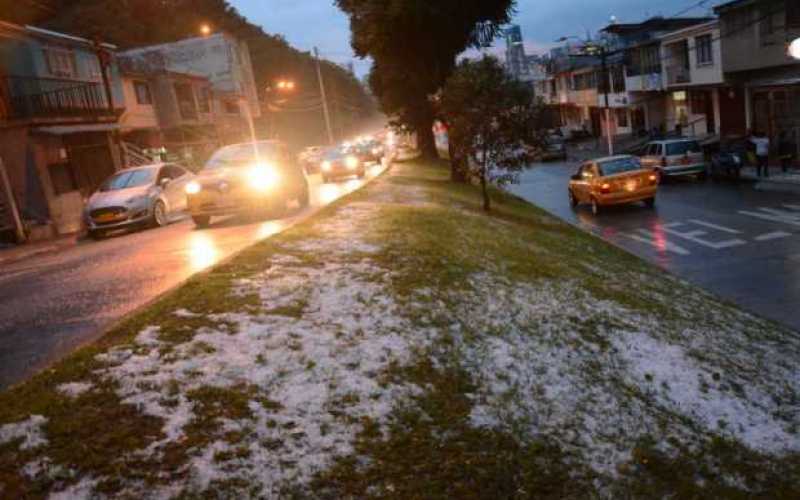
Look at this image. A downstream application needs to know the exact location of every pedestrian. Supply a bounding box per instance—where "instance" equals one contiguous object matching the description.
[750,131,771,177]
[778,131,795,173]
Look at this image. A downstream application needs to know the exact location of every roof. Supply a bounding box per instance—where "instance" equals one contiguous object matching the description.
[714,0,754,14]
[602,16,714,35]
[0,21,116,50]
[660,20,719,41]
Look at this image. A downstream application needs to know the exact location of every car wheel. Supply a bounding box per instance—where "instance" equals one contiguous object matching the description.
[88,229,105,240]
[645,197,656,208]
[568,189,578,208]
[151,200,167,228]
[591,198,601,215]
[192,215,210,228]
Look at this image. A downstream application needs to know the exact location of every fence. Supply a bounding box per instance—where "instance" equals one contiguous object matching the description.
[3,75,111,121]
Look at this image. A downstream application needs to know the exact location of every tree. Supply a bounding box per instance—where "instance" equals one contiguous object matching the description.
[335,0,515,159]
[439,56,545,212]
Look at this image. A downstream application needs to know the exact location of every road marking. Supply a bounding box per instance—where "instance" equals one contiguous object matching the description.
[661,222,747,250]
[739,207,800,227]
[754,231,792,242]
[688,219,742,234]
[623,229,691,255]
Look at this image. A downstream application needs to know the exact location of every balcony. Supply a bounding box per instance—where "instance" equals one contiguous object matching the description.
[666,66,691,86]
[1,76,120,125]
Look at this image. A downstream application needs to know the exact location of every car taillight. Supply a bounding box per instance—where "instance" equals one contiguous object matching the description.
[600,182,611,194]
[648,173,658,185]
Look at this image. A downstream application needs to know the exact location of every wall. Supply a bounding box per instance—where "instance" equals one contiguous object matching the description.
[720,4,799,73]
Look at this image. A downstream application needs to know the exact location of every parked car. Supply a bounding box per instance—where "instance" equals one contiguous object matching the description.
[542,134,568,161]
[568,155,659,215]
[298,146,325,174]
[185,141,310,227]
[84,163,194,239]
[639,138,707,180]
[320,148,365,183]
[710,138,749,181]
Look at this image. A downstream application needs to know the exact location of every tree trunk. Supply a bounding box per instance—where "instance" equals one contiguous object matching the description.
[480,166,490,212]
[416,121,437,159]
[448,136,468,183]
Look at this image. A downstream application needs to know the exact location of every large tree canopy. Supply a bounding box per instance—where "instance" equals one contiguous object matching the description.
[336,0,516,157]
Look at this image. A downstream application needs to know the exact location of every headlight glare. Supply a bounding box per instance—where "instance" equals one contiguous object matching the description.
[321,161,332,172]
[185,181,202,195]
[248,163,280,191]
[345,156,359,169]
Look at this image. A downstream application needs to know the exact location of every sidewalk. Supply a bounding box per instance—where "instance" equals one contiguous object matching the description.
[0,234,80,267]
[741,166,800,194]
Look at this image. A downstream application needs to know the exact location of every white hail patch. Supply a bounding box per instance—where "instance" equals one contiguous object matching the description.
[56,382,93,399]
[0,415,48,450]
[82,201,427,496]
[456,273,800,478]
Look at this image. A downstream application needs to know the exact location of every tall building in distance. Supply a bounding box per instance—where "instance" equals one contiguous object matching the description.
[504,25,528,80]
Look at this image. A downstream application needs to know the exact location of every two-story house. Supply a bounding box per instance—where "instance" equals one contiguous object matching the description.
[715,0,800,154]
[0,21,125,241]
[660,20,726,139]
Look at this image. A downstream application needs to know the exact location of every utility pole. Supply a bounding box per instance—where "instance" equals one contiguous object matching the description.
[599,46,614,156]
[314,47,335,146]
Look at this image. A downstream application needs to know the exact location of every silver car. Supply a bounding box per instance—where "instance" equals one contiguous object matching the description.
[83,163,194,239]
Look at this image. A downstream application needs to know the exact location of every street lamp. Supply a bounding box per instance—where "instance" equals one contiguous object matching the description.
[789,37,800,60]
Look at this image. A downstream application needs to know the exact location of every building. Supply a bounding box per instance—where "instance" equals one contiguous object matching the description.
[715,0,800,153]
[504,25,528,81]
[601,16,714,137]
[0,21,125,240]
[119,33,261,164]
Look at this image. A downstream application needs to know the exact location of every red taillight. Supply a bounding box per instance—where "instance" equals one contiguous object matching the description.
[648,174,658,185]
[600,182,611,194]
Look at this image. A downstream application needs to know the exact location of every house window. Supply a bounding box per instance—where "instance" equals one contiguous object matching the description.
[174,83,197,120]
[615,108,628,128]
[695,35,713,65]
[42,47,76,78]
[573,72,596,91]
[198,87,211,113]
[134,81,152,105]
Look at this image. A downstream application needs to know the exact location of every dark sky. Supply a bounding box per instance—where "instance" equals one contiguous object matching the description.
[231,0,723,76]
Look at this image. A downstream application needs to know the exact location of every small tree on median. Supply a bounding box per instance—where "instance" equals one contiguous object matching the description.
[439,56,545,212]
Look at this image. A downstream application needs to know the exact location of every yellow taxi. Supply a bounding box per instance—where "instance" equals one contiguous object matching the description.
[568,155,659,215]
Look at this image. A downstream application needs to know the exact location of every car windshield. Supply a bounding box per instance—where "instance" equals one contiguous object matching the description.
[206,143,279,169]
[598,157,642,176]
[666,141,701,156]
[100,169,155,191]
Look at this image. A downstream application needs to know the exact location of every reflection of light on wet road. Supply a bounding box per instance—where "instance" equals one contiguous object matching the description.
[257,221,283,240]
[318,183,343,205]
[188,233,219,271]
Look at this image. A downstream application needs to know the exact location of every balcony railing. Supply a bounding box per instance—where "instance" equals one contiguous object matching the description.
[666,66,691,86]
[1,75,116,122]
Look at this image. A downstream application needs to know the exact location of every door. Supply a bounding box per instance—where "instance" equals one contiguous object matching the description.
[640,144,662,168]
[163,164,191,212]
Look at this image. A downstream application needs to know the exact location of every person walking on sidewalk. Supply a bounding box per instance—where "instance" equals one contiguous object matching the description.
[750,131,771,177]
[779,131,795,173]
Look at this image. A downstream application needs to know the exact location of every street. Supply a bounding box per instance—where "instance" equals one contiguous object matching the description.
[509,160,800,332]
[0,162,387,389]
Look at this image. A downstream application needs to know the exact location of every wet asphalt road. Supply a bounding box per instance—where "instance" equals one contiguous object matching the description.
[509,161,800,333]
[0,163,387,389]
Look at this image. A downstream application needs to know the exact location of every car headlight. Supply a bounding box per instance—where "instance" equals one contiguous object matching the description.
[185,181,202,195]
[321,161,332,172]
[247,163,280,191]
[345,156,359,169]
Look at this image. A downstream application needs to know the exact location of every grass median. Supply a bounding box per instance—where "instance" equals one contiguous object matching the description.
[1,159,798,498]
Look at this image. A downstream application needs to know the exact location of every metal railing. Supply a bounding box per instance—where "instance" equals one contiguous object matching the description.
[2,75,113,121]
[666,66,691,86]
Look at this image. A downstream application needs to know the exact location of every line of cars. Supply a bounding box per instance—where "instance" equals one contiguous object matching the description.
[299,136,387,183]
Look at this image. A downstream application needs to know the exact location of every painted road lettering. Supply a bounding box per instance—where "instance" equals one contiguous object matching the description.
[623,229,691,256]
[754,231,792,242]
[739,207,800,227]
[662,222,747,250]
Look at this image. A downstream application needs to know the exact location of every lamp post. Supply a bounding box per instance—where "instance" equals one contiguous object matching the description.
[556,35,615,156]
